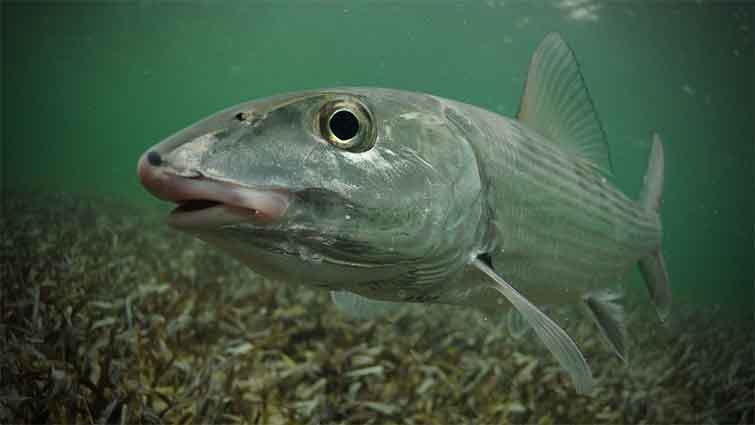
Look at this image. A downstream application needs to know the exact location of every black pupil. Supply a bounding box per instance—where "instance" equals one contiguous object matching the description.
[329,110,359,141]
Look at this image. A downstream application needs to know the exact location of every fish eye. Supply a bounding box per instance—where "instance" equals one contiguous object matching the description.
[329,110,359,141]
[317,99,375,152]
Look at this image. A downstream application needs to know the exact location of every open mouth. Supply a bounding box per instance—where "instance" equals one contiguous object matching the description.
[173,199,225,214]
[167,197,268,229]
[138,156,290,229]
[164,179,291,229]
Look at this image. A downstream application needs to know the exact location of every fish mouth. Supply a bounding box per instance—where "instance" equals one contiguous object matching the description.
[167,197,275,229]
[163,178,291,229]
[137,153,291,229]
[173,199,223,213]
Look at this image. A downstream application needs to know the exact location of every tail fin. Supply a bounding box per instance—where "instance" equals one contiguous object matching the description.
[638,133,672,322]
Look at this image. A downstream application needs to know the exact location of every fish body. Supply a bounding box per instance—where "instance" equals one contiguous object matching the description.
[137,34,670,394]
[439,101,662,308]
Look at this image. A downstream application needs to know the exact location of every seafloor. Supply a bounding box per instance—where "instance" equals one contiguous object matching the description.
[1,193,752,424]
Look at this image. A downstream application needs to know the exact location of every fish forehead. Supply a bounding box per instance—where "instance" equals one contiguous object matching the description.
[162,87,474,151]
[159,87,446,172]
[244,88,481,189]
[159,87,453,157]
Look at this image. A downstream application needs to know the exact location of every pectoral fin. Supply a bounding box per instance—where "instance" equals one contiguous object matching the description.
[472,258,593,394]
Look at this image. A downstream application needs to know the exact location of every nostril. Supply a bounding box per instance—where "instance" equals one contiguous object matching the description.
[146,151,162,166]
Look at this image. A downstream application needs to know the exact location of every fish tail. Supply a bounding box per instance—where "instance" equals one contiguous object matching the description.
[638,133,672,322]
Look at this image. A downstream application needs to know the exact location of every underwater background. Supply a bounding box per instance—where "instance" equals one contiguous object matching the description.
[2,1,753,424]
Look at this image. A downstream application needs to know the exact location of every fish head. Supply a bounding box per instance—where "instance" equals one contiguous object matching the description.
[137,88,486,292]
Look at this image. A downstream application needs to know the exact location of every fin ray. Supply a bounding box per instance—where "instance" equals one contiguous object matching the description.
[472,258,593,394]
[638,133,671,321]
[639,253,671,322]
[583,290,628,362]
[518,33,613,175]
[639,133,664,212]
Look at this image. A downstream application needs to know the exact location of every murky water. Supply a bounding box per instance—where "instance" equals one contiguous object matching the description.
[2,2,752,423]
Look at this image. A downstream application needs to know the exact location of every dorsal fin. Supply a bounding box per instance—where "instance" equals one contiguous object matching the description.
[518,33,613,175]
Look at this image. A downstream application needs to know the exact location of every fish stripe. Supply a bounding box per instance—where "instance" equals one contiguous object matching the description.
[465,112,661,292]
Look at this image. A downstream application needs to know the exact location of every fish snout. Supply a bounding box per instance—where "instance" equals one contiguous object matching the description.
[137,150,158,191]
[137,150,184,202]
[137,148,291,224]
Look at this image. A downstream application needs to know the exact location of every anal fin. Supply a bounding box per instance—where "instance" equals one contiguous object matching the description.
[582,290,627,363]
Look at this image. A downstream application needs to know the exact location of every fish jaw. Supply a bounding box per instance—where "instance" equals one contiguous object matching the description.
[137,151,291,229]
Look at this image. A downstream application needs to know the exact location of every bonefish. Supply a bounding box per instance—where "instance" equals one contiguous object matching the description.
[137,33,671,394]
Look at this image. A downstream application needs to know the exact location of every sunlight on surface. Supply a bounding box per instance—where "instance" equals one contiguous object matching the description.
[555,0,603,22]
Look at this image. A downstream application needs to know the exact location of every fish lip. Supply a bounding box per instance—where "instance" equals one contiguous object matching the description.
[165,177,292,229]
[166,202,271,230]
[137,153,291,229]
[170,176,291,229]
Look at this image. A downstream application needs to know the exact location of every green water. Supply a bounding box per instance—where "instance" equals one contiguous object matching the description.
[2,2,752,317]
